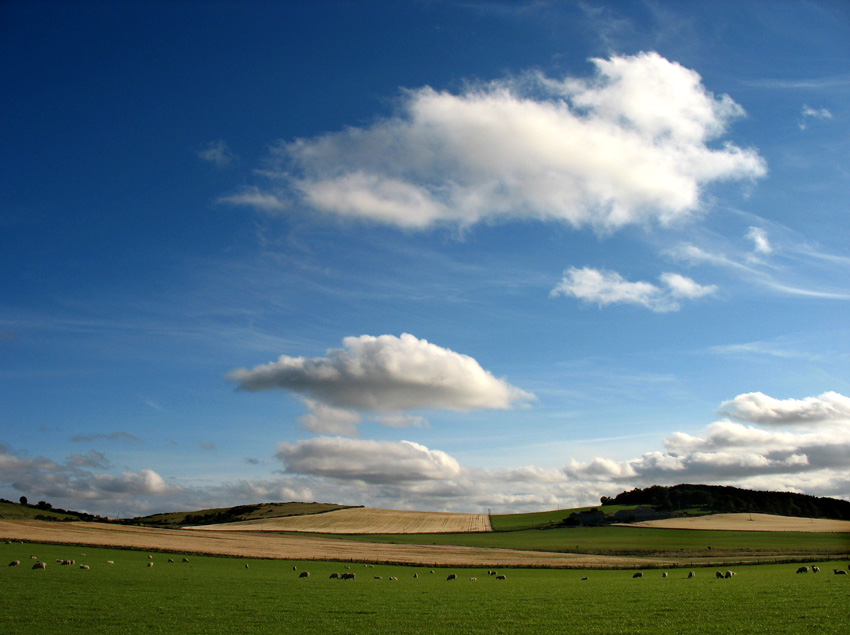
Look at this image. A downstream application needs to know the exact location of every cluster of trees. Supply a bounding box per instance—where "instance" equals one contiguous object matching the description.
[128,504,264,527]
[602,484,850,520]
[9,496,102,522]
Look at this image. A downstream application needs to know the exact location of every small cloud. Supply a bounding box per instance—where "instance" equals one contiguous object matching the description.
[199,442,217,451]
[746,226,772,256]
[198,139,236,167]
[799,105,833,130]
[551,266,716,312]
[70,432,141,443]
[67,450,110,469]
[299,399,362,436]
[245,457,261,465]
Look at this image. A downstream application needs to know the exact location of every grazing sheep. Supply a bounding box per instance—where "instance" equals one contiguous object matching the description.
[834,569,847,575]
[182,558,189,563]
[293,566,297,571]
[245,564,249,569]
[389,577,398,581]
[147,562,154,567]
[79,565,90,570]
[580,576,588,581]
[662,572,668,578]
[496,575,507,580]
[812,566,820,573]
[106,561,114,565]
[633,572,643,578]
[32,561,46,570]
[329,573,340,579]
[469,577,477,582]
[430,570,435,574]
[344,565,350,569]
[688,571,696,578]
[413,573,418,578]
[341,572,356,580]
[374,576,383,580]
[9,560,21,567]
[446,574,457,581]
[30,555,37,560]
[148,555,153,560]
[716,571,724,579]
[725,571,735,578]
[796,566,809,574]
[299,571,310,578]
[168,559,174,563]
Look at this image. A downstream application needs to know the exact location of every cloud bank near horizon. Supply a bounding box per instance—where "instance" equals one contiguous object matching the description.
[3,389,848,516]
[221,52,765,232]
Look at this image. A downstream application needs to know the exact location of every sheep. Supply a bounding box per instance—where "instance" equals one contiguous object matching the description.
[446,573,457,581]
[148,555,153,560]
[389,577,398,581]
[580,576,588,581]
[32,561,46,570]
[245,564,249,569]
[662,572,668,578]
[833,569,847,575]
[329,573,340,579]
[469,577,477,582]
[796,566,809,574]
[147,562,154,567]
[374,576,383,580]
[182,557,189,563]
[496,575,507,580]
[413,573,419,578]
[9,560,20,567]
[30,555,37,560]
[168,559,174,563]
[79,565,90,570]
[633,572,643,578]
[688,571,696,578]
[716,571,724,579]
[292,566,297,571]
[812,566,820,573]
[725,571,736,578]
[341,572,356,580]
[106,561,114,565]
[298,571,310,578]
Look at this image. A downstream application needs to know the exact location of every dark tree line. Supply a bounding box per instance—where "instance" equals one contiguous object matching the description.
[603,484,850,520]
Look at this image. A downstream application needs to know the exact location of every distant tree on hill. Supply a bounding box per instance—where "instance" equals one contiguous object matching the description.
[19,496,28,505]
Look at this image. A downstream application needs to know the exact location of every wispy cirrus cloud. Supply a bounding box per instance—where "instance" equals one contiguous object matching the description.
[550,266,716,312]
[198,139,236,167]
[221,52,765,232]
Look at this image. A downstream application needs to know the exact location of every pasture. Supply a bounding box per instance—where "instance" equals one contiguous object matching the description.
[3,542,848,634]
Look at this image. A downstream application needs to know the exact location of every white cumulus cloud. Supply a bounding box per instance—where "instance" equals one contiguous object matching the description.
[276,437,462,484]
[228,333,534,414]
[551,266,717,312]
[717,391,850,426]
[222,52,765,231]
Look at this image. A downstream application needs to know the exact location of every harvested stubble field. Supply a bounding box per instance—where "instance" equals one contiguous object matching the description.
[188,506,492,534]
[0,519,670,568]
[624,512,850,533]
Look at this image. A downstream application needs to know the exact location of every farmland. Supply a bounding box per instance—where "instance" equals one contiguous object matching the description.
[3,541,848,635]
[189,507,492,534]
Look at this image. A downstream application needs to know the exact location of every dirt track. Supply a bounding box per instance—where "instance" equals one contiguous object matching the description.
[0,519,666,568]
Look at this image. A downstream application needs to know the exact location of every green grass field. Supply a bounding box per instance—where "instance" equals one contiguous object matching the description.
[3,542,848,634]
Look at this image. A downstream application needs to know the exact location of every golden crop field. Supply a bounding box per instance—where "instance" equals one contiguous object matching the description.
[624,513,850,533]
[188,507,493,534]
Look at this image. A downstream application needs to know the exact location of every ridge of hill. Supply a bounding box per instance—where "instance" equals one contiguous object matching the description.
[604,484,850,520]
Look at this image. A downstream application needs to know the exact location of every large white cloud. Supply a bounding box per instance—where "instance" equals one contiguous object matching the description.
[717,391,850,425]
[228,333,534,414]
[276,437,462,484]
[222,52,765,231]
[551,266,717,312]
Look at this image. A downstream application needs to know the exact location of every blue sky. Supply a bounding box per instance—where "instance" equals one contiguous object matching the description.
[2,0,849,517]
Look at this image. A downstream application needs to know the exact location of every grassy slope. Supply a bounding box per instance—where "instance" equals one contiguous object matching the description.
[490,504,642,531]
[0,500,81,522]
[4,542,848,635]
